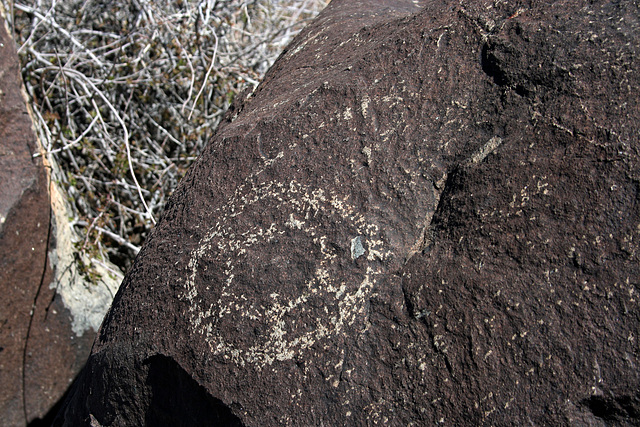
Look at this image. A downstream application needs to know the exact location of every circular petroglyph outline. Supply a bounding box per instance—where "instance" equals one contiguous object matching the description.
[182,178,390,369]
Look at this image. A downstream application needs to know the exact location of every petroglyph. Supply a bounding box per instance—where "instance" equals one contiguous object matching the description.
[182,178,391,369]
[469,136,503,165]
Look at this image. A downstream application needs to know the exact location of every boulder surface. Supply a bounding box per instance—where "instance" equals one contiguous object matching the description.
[57,0,639,425]
[0,12,96,426]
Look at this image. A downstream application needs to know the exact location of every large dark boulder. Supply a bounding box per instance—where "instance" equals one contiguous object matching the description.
[56,0,640,425]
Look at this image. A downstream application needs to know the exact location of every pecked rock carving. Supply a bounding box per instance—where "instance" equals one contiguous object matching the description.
[183,179,392,369]
[57,0,639,425]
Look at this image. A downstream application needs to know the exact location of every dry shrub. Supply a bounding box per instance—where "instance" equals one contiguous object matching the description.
[3,0,326,275]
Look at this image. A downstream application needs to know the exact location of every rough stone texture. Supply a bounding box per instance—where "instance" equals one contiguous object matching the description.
[57,0,639,425]
[0,13,95,425]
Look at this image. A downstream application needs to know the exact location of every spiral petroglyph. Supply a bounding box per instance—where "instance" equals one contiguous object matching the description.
[182,178,390,369]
